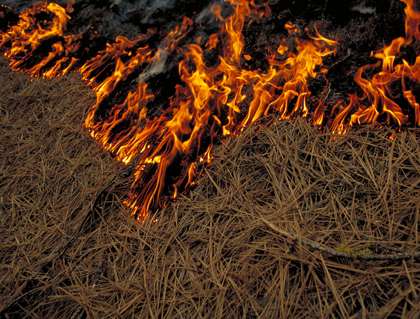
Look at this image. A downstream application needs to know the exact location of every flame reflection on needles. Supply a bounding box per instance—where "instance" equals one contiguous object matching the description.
[1,0,420,220]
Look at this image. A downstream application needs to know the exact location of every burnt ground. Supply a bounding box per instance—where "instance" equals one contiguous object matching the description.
[0,0,415,125]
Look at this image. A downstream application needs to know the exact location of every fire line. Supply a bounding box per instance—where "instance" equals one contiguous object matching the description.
[1,0,420,221]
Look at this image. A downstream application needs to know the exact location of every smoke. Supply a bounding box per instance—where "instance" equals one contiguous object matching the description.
[138,48,168,83]
[0,0,38,11]
[110,0,176,24]
[111,0,176,12]
[133,0,227,82]
[195,0,226,25]
[351,2,376,14]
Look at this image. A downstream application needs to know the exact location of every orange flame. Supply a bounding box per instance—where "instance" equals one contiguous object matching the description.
[330,0,420,133]
[1,2,83,77]
[1,0,420,220]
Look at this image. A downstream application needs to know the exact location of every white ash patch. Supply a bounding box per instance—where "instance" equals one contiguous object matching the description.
[351,2,376,14]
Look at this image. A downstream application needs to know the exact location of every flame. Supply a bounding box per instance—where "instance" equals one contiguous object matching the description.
[330,0,420,133]
[0,2,83,77]
[1,0,420,220]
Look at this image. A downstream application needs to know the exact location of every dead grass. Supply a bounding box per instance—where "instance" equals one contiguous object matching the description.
[1,57,420,318]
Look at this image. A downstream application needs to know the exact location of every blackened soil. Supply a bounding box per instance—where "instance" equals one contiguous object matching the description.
[2,0,418,149]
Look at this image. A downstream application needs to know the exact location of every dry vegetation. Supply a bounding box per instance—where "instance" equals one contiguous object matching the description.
[1,57,420,318]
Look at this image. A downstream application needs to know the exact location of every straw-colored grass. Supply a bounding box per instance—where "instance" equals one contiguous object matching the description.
[1,57,420,318]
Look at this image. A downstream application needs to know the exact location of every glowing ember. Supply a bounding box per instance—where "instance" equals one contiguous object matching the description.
[1,0,420,220]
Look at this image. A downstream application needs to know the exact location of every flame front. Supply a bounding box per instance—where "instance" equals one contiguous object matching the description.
[1,0,420,220]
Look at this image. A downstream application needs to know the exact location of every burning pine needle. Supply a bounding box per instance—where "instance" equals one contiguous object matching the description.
[1,0,420,220]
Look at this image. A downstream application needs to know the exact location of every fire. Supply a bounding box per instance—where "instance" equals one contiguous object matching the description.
[0,2,83,77]
[1,0,420,220]
[329,0,420,134]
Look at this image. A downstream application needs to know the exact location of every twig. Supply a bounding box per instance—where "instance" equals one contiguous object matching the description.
[360,234,409,254]
[323,83,331,103]
[328,48,352,70]
[261,218,420,260]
